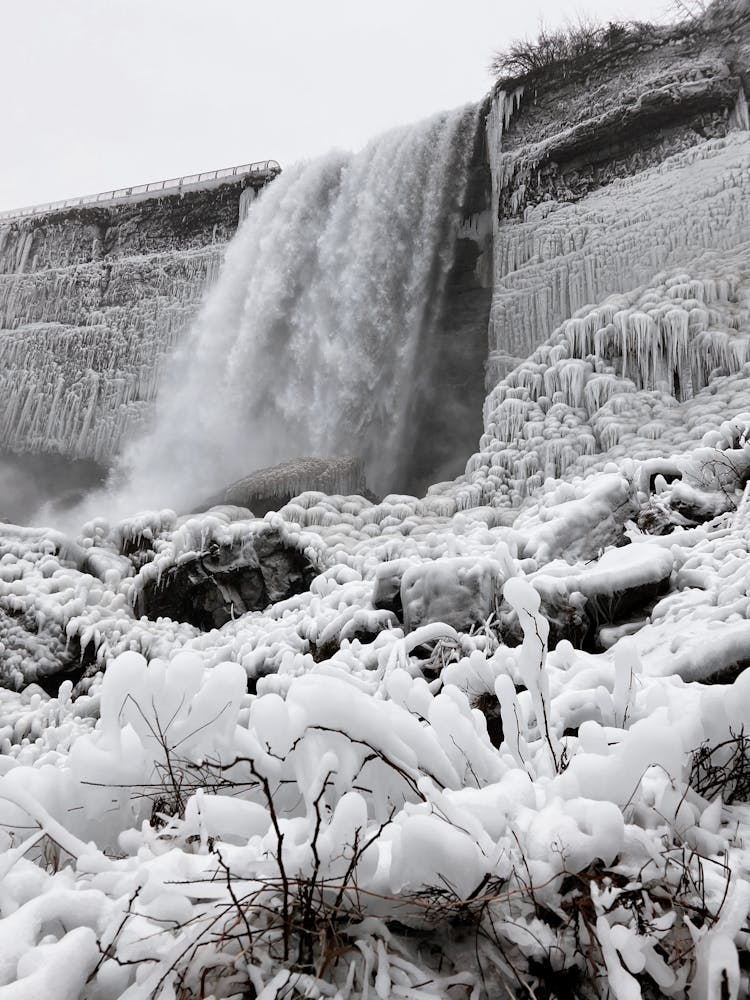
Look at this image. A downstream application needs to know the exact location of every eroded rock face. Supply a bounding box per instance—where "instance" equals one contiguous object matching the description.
[135,528,315,630]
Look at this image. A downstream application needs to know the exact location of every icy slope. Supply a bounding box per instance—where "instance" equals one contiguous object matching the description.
[1,439,750,996]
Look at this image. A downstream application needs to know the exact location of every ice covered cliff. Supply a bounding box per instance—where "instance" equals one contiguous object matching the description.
[0,168,275,518]
[2,3,750,999]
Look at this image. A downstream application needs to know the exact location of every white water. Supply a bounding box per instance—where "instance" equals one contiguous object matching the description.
[87,106,479,519]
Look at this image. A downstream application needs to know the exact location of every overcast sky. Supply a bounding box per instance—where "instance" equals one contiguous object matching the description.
[2,0,672,211]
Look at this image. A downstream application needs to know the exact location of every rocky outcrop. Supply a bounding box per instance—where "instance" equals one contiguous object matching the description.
[135,527,315,631]
[0,172,277,488]
[0,180,264,275]
[493,10,750,214]
[484,7,750,385]
[201,457,371,517]
[530,544,674,650]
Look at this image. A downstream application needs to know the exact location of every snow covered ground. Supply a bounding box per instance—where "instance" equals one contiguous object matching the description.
[1,376,750,997]
[2,117,750,1000]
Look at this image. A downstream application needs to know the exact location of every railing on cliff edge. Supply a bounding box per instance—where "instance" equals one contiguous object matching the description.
[0,159,282,222]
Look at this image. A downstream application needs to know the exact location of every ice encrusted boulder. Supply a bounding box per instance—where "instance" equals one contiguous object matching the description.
[532,543,674,648]
[0,608,74,692]
[401,556,508,633]
[197,456,370,516]
[135,526,315,630]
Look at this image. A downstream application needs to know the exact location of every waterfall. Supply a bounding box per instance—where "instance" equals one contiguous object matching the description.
[97,105,481,518]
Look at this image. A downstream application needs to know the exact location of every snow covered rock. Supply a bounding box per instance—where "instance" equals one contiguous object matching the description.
[401,556,506,633]
[202,456,370,516]
[135,526,315,629]
[532,543,674,648]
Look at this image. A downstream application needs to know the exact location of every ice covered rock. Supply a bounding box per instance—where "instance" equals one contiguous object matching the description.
[0,608,75,693]
[532,543,674,648]
[670,480,738,523]
[371,557,412,618]
[401,556,507,634]
[135,526,315,630]
[200,456,370,516]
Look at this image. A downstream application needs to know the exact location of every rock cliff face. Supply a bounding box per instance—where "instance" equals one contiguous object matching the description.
[485,4,750,383]
[446,2,750,513]
[410,112,493,490]
[0,174,272,518]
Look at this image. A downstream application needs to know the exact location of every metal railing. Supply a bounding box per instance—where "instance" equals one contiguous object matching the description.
[0,159,282,222]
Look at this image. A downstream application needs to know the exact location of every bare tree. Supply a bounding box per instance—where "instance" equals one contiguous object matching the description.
[489,14,632,83]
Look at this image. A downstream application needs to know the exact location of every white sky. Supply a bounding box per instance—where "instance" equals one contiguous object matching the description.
[2,0,672,211]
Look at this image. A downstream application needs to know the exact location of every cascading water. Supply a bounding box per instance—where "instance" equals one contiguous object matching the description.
[95,105,482,518]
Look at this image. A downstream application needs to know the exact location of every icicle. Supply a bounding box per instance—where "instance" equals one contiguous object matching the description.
[729,86,750,132]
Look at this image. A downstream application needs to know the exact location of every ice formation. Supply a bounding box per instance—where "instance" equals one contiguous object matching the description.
[487,134,750,382]
[2,406,750,997]
[4,25,750,1000]
[0,240,223,465]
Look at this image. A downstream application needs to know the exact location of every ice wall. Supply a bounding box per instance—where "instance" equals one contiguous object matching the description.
[103,106,483,517]
[445,13,750,512]
[487,134,750,382]
[484,19,749,384]
[440,134,750,512]
[0,175,265,475]
[0,248,221,464]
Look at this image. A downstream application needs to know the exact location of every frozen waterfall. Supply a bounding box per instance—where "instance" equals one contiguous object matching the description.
[98,106,482,518]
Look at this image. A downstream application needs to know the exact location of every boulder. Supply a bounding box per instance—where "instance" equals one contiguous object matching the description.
[136,528,315,630]
[197,457,373,517]
[400,557,503,634]
[531,543,674,649]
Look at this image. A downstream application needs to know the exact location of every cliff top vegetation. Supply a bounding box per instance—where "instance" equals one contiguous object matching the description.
[489,0,744,90]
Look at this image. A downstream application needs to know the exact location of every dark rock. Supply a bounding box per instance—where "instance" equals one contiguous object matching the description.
[532,545,674,650]
[637,498,692,535]
[135,527,315,630]
[543,73,739,166]
[474,692,504,749]
[542,576,671,651]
